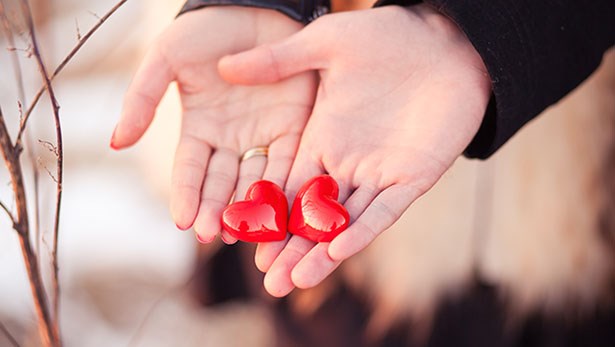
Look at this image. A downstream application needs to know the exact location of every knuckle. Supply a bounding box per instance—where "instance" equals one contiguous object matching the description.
[200,197,227,210]
[133,89,158,108]
[205,170,236,184]
[371,199,398,223]
[238,173,262,183]
[355,220,379,240]
[264,45,282,81]
[171,178,199,193]
[175,157,205,171]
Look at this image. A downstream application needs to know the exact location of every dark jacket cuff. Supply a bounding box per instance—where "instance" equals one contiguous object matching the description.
[179,0,330,24]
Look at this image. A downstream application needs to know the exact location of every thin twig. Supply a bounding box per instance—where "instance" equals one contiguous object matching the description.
[0,200,16,226]
[74,18,81,41]
[126,274,199,347]
[0,2,26,105]
[6,45,33,57]
[37,157,59,184]
[1,1,42,255]
[16,0,129,145]
[33,168,41,255]
[126,244,224,347]
[19,1,63,343]
[87,10,101,20]
[38,140,59,156]
[0,320,20,347]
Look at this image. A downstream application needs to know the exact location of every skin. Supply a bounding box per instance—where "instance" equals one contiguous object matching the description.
[111,7,316,243]
[218,4,492,297]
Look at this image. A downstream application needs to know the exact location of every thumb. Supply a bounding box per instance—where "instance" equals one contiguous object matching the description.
[111,46,174,150]
[218,30,324,85]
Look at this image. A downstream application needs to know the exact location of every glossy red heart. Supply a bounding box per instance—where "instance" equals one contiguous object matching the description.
[221,180,288,242]
[289,175,350,242]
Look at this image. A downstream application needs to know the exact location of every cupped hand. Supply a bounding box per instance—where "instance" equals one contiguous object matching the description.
[219,4,492,296]
[112,7,317,243]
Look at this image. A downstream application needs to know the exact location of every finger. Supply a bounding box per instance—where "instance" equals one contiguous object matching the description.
[218,29,324,85]
[255,152,323,272]
[285,181,364,289]
[263,236,316,297]
[261,134,301,190]
[336,178,353,205]
[253,123,303,272]
[221,154,267,244]
[170,135,212,230]
[249,135,299,258]
[284,152,324,202]
[343,183,381,221]
[193,148,239,243]
[328,184,419,261]
[291,243,341,289]
[255,235,289,273]
[235,156,267,200]
[112,46,174,149]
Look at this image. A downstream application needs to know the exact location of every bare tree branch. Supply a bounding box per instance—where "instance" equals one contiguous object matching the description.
[0,109,24,235]
[16,0,129,145]
[19,1,64,343]
[1,0,43,257]
[0,320,20,347]
[0,2,129,346]
[0,105,58,347]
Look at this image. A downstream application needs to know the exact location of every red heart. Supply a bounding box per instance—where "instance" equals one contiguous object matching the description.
[289,175,350,242]
[221,180,288,242]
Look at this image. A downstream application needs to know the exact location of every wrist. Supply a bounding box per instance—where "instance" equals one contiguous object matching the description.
[416,4,490,81]
[413,4,492,118]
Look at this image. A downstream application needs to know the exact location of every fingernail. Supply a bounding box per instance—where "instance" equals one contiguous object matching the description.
[176,223,187,231]
[196,234,213,244]
[109,127,119,150]
[220,234,230,244]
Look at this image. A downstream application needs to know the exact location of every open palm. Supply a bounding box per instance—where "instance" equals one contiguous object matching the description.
[112,7,316,242]
[219,5,492,296]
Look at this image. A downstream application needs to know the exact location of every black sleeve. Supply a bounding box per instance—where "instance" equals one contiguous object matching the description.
[180,0,330,23]
[375,0,615,159]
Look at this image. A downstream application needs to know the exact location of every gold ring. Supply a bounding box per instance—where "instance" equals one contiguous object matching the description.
[241,146,269,161]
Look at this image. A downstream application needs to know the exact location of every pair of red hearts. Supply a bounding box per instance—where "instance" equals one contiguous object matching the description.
[221,175,350,243]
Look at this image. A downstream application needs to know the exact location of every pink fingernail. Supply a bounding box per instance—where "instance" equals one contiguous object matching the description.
[220,234,230,244]
[196,234,213,244]
[110,127,119,150]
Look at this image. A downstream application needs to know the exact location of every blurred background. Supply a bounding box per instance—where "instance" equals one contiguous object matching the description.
[0,1,266,346]
[0,0,613,346]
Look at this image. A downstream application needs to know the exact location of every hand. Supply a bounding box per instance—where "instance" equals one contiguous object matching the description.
[112,7,317,243]
[219,4,492,296]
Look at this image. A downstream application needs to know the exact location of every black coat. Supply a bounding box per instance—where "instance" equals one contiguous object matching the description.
[376,0,615,158]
